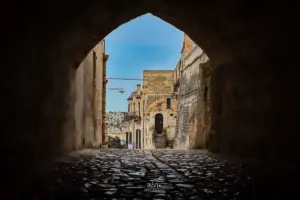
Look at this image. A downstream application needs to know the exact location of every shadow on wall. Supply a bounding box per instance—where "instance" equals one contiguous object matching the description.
[192,61,212,149]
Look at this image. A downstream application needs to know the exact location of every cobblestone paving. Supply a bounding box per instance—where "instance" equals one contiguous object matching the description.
[39,149,256,200]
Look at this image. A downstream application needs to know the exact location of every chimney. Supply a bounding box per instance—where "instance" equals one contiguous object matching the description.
[137,84,141,94]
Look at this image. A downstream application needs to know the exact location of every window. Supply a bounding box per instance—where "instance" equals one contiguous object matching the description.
[167,98,171,109]
[133,103,135,112]
[128,104,130,112]
[138,102,140,117]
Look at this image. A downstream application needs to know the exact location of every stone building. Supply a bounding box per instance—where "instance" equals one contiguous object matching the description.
[126,84,143,149]
[74,40,109,149]
[125,70,178,149]
[174,34,210,149]
[142,70,178,149]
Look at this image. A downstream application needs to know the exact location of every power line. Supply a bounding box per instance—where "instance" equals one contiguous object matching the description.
[107,77,155,80]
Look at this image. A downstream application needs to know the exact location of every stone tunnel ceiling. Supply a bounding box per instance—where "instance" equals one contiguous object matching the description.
[2,0,299,194]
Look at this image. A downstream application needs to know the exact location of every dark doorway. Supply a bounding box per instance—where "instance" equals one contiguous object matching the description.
[126,132,129,146]
[136,129,141,149]
[129,132,132,144]
[166,98,171,109]
[155,113,164,134]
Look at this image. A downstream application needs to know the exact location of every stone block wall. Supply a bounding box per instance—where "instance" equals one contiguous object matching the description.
[74,41,105,150]
[192,61,212,148]
[175,45,209,149]
[143,70,174,94]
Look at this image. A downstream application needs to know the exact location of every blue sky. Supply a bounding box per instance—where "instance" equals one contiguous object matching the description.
[105,13,184,112]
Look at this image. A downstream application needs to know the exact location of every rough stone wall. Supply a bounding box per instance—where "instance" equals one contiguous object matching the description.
[102,53,109,147]
[181,34,195,57]
[175,44,209,149]
[143,70,174,94]
[74,41,105,149]
[94,41,106,147]
[188,111,198,148]
[195,61,212,148]
[189,61,212,148]
[126,85,143,148]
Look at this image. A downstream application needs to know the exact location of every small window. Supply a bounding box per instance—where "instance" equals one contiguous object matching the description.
[170,113,173,116]
[167,98,171,109]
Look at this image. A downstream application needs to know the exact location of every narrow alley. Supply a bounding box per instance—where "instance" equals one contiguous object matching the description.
[36,149,294,200]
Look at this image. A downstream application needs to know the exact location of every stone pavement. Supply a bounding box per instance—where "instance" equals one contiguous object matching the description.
[37,149,290,200]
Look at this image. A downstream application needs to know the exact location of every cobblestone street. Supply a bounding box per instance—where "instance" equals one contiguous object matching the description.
[37,149,294,200]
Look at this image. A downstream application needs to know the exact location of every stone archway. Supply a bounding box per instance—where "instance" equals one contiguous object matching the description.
[3,1,299,195]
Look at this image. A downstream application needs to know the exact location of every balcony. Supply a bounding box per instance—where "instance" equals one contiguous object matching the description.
[126,112,141,122]
[135,94,141,99]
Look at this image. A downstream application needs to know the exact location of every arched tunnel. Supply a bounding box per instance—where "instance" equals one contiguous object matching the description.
[2,0,299,198]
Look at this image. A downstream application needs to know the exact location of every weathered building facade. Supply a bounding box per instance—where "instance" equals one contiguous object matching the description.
[126,84,143,149]
[125,70,178,149]
[74,40,108,150]
[174,34,210,149]
[142,70,178,149]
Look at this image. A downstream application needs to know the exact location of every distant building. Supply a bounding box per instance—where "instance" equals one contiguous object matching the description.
[126,84,143,149]
[126,70,178,149]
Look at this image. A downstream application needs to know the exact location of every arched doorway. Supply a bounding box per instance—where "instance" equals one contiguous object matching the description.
[155,113,166,149]
[129,132,132,144]
[155,113,164,134]
[136,129,141,149]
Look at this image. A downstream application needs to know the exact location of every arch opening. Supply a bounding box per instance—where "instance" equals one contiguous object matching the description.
[3,2,299,196]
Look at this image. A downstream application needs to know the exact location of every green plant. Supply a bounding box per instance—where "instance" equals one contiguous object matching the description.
[149,124,157,141]
[167,140,174,148]
[163,127,167,134]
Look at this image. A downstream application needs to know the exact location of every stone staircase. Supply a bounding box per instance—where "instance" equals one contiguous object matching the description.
[155,134,167,149]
